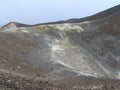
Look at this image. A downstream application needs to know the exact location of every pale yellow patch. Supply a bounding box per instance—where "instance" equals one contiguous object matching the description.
[21,29,29,33]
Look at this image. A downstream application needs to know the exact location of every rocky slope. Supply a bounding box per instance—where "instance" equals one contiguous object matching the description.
[0,5,120,89]
[0,22,31,31]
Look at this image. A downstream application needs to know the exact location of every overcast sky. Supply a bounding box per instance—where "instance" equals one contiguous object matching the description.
[0,0,120,25]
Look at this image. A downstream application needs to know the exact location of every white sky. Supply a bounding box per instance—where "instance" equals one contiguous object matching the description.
[0,0,120,25]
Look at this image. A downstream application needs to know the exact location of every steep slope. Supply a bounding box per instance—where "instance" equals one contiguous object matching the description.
[0,5,120,83]
[66,4,120,23]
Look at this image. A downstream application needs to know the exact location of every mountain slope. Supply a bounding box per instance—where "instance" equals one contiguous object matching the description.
[0,22,31,31]
[0,5,120,82]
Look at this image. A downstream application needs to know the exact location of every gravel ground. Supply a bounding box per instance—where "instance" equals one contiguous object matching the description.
[0,71,120,90]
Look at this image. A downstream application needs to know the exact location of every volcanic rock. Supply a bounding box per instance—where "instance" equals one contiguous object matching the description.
[0,5,120,90]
